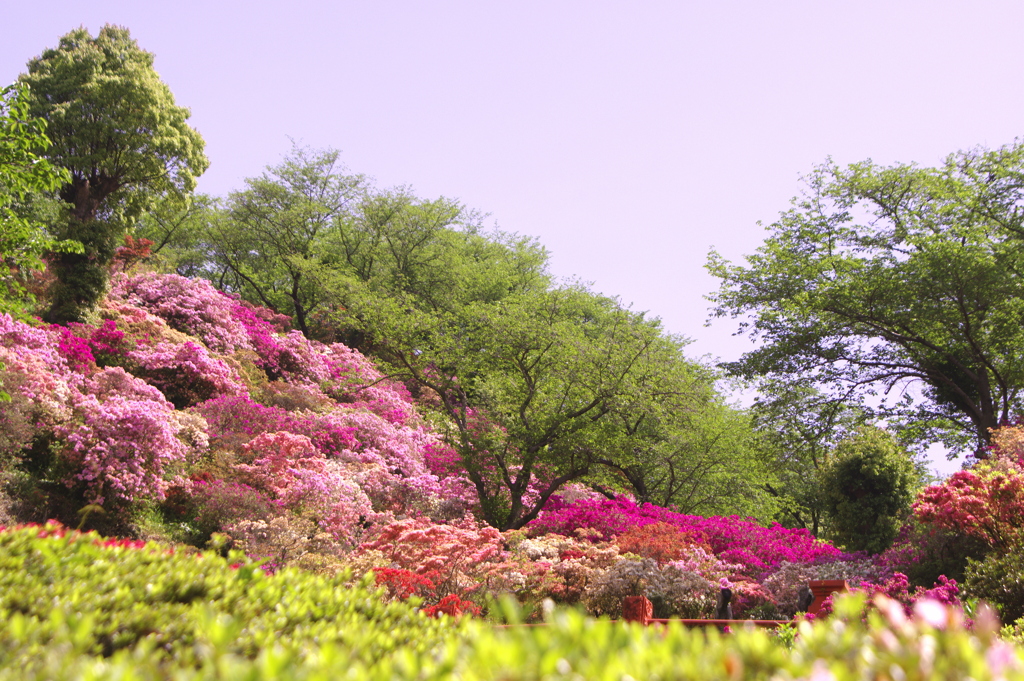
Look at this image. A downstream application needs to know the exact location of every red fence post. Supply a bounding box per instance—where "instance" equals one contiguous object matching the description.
[807,579,849,615]
[622,595,653,625]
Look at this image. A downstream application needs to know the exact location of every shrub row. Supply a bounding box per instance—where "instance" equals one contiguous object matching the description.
[2,523,1023,680]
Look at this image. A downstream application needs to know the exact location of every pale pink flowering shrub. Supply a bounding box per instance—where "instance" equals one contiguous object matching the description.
[128,341,248,408]
[235,431,327,497]
[282,462,380,545]
[271,333,415,423]
[195,395,296,451]
[666,545,745,583]
[501,532,622,606]
[583,557,715,619]
[109,272,252,354]
[761,557,890,618]
[84,365,167,403]
[311,408,479,515]
[0,314,78,426]
[188,479,280,536]
[58,368,190,506]
[232,431,380,544]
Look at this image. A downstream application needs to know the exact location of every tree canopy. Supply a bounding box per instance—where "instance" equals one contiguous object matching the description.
[19,25,207,323]
[324,277,708,530]
[708,143,1024,455]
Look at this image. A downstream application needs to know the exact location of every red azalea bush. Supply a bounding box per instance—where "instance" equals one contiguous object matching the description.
[914,469,1024,550]
[613,521,706,565]
[357,517,506,600]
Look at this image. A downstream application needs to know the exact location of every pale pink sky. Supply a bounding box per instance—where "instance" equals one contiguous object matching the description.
[6,1,1024,476]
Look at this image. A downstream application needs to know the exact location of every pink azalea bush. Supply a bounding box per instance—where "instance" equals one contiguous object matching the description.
[814,572,961,619]
[128,341,248,407]
[57,367,193,506]
[0,314,79,422]
[109,272,253,354]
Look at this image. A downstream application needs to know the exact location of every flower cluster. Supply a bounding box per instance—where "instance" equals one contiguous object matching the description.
[530,496,844,576]
[109,272,253,354]
[128,341,248,407]
[58,367,192,505]
[914,469,1024,550]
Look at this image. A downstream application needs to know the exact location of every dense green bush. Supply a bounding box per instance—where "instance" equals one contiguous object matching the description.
[965,547,1024,625]
[1,592,1021,680]
[0,522,457,668]
[820,427,918,553]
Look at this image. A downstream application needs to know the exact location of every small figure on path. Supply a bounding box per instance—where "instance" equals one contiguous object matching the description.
[715,578,733,620]
[797,585,814,613]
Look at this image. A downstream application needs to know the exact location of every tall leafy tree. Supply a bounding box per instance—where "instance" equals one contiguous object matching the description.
[203,147,550,340]
[708,143,1024,454]
[593,378,778,520]
[20,25,207,323]
[325,278,703,530]
[133,193,218,279]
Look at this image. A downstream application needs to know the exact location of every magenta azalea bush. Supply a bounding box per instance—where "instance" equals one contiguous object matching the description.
[529,495,844,576]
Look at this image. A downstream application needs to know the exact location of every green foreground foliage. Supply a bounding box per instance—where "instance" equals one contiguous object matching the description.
[2,523,1023,680]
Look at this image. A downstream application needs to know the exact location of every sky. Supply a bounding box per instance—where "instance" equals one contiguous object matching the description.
[5,1,1024,476]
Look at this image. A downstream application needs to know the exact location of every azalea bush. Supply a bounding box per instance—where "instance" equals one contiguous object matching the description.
[530,496,845,577]
[357,517,506,602]
[56,367,200,506]
[915,469,1024,551]
[583,557,715,619]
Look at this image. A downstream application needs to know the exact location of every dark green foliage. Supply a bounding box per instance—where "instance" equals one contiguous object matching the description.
[965,548,1024,625]
[820,427,918,553]
[893,522,990,590]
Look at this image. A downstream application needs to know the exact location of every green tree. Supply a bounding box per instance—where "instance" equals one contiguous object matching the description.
[750,381,871,534]
[326,278,702,530]
[184,147,549,340]
[0,82,80,316]
[593,384,779,521]
[205,147,365,335]
[708,143,1024,454]
[133,193,219,278]
[0,82,79,316]
[819,427,919,554]
[19,25,208,323]
[0,82,77,401]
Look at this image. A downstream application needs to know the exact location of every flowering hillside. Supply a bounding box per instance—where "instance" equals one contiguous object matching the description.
[0,270,961,619]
